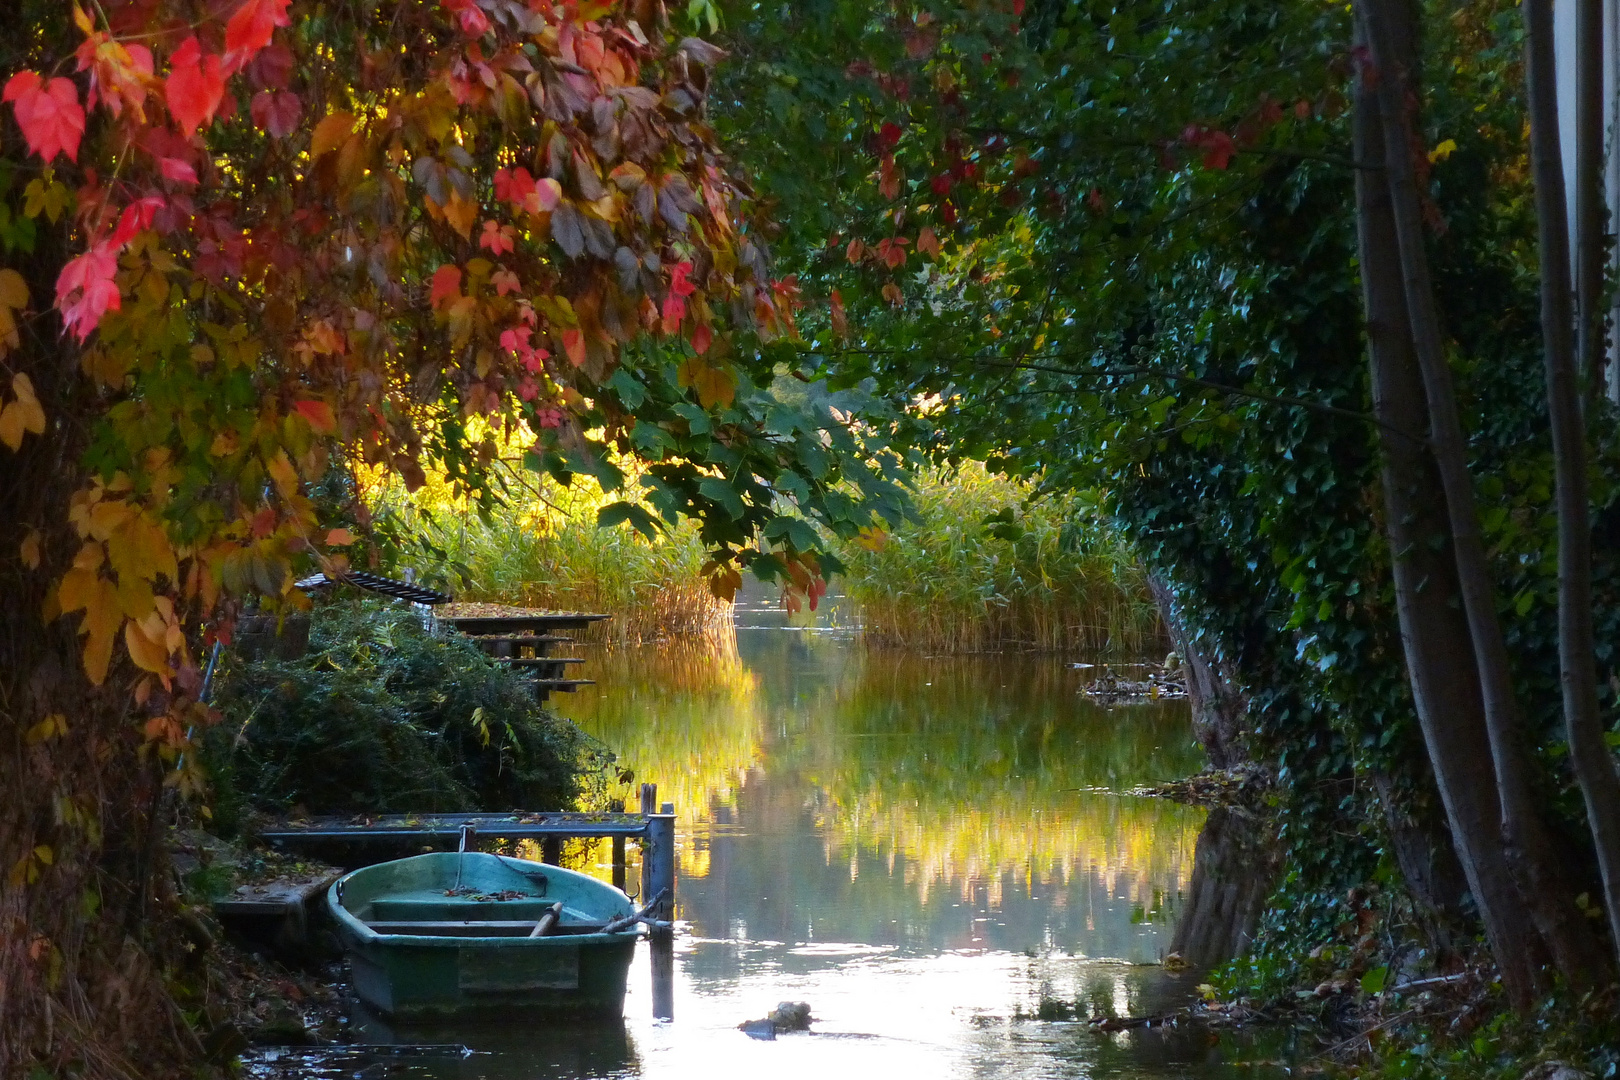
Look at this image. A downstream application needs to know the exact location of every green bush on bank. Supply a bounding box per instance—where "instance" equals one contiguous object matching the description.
[204,602,607,828]
[837,463,1164,655]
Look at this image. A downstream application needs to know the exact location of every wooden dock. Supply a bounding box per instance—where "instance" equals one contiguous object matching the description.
[442,611,611,702]
[258,784,675,918]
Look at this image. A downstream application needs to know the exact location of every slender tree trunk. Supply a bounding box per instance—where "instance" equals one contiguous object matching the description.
[1351,10,1547,1003]
[1575,0,1606,402]
[1147,576,1246,769]
[1358,0,1606,993]
[1524,0,1620,968]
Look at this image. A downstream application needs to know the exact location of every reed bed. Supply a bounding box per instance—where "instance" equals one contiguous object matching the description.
[366,449,731,644]
[838,463,1164,655]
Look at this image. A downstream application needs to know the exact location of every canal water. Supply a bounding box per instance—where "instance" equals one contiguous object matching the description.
[335,590,1286,1078]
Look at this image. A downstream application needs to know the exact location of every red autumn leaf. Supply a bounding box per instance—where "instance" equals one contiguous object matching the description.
[166,37,226,139]
[56,244,120,341]
[877,121,902,149]
[479,220,515,255]
[4,71,86,164]
[294,399,336,433]
[247,43,294,90]
[250,89,301,138]
[1200,130,1236,170]
[429,264,462,310]
[159,156,198,184]
[829,289,848,339]
[223,0,293,74]
[661,261,697,333]
[691,324,713,355]
[562,328,586,367]
[441,0,492,37]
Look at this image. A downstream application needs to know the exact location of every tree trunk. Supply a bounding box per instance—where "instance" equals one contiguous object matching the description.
[1351,10,1547,1003]
[0,238,199,1075]
[1357,0,1606,997]
[1575,0,1606,402]
[1148,576,1246,769]
[1523,0,1620,968]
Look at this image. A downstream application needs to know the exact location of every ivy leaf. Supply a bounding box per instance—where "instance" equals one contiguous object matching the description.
[3,72,86,164]
[165,38,226,139]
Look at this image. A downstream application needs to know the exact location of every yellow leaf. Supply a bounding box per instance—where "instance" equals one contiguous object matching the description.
[86,499,133,541]
[33,845,52,866]
[25,713,66,744]
[79,580,122,685]
[124,618,171,682]
[1428,138,1457,164]
[266,450,300,499]
[19,528,40,569]
[0,268,27,311]
[443,189,478,239]
[0,403,22,450]
[9,376,43,432]
[311,111,357,159]
[325,527,356,546]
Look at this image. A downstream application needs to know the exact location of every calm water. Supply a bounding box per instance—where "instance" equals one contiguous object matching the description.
[333,592,1286,1078]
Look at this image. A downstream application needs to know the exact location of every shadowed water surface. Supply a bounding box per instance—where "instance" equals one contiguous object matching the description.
[328,592,1288,1078]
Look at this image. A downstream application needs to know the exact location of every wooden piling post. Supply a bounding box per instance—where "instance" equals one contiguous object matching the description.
[644,810,675,922]
[609,797,627,892]
[540,836,561,865]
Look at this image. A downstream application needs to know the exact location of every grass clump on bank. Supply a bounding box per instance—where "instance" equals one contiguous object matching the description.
[837,463,1163,654]
[205,602,607,826]
[367,448,730,643]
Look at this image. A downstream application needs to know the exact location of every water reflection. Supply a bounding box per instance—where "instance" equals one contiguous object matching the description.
[328,605,1286,1079]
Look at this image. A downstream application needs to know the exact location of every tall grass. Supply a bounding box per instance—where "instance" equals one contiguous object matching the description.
[367,449,730,644]
[837,463,1164,655]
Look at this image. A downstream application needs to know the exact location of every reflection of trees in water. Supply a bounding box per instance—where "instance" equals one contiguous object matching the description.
[559,635,1208,918]
[1168,807,1281,967]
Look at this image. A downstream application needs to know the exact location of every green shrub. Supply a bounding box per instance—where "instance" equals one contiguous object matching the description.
[837,463,1164,654]
[204,602,604,827]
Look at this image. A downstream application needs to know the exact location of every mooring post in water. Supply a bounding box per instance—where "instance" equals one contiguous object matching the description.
[643,792,676,1021]
[609,798,627,892]
[540,836,561,865]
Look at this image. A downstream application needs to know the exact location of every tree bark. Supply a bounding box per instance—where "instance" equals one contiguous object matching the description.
[1575,0,1606,402]
[1523,0,1620,969]
[1148,576,1246,769]
[1351,10,1547,1003]
[1357,0,1606,997]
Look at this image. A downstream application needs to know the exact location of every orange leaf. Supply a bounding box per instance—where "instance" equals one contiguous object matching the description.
[310,111,357,158]
[324,527,356,546]
[562,328,586,367]
[294,399,336,433]
[916,226,941,258]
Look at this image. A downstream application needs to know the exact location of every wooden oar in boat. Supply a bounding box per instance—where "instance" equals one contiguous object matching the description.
[529,901,564,937]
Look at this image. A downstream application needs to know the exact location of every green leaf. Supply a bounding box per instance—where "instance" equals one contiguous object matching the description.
[1359,966,1388,995]
[597,501,662,542]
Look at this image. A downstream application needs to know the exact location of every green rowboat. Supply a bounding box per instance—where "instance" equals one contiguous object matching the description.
[327,852,638,1019]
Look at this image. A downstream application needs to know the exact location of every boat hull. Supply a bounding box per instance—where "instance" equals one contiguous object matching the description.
[328,852,638,1019]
